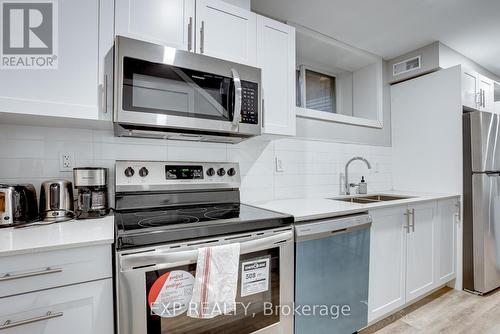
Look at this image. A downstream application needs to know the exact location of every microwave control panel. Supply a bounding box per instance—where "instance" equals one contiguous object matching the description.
[241,81,259,124]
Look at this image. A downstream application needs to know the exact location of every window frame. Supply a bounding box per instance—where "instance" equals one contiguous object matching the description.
[296,61,384,129]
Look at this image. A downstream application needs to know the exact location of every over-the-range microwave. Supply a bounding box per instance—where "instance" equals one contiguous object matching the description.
[105,36,262,143]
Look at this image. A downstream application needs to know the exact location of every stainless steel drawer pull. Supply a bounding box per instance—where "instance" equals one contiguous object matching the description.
[0,267,62,282]
[0,311,63,330]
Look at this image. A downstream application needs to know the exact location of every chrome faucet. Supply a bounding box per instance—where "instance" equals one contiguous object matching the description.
[344,157,372,195]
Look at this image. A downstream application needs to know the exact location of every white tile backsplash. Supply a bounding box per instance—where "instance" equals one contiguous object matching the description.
[0,125,393,203]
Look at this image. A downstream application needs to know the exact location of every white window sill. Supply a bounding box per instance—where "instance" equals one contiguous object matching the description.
[296,107,383,129]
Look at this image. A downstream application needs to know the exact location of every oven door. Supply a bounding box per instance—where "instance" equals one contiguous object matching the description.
[113,37,261,137]
[117,228,293,334]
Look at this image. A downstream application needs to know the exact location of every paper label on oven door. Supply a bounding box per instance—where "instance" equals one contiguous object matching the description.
[148,270,194,318]
[241,257,270,297]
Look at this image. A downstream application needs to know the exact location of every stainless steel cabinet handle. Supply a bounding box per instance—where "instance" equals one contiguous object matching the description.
[200,21,205,54]
[187,17,193,51]
[410,208,415,232]
[476,91,482,108]
[231,68,242,129]
[403,210,410,233]
[0,311,63,330]
[482,89,485,108]
[0,267,62,282]
[455,201,461,223]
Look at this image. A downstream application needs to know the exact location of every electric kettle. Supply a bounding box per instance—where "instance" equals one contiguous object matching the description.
[39,179,75,222]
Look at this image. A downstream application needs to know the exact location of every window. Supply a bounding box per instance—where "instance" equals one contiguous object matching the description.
[296,66,337,114]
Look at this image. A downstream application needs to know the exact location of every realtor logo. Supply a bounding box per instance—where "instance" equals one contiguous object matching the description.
[1,0,58,69]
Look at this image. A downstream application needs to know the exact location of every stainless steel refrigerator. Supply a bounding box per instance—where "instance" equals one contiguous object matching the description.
[463,111,500,294]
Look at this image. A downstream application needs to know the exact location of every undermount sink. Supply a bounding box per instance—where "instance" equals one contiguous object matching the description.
[331,194,414,204]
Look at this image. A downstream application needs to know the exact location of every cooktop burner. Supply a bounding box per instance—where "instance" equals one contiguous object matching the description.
[114,203,293,249]
[117,203,241,232]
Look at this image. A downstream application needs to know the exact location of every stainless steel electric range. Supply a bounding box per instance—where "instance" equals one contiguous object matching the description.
[114,161,294,334]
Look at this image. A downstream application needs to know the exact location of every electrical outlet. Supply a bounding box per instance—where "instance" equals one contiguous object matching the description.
[275,156,285,173]
[59,152,75,172]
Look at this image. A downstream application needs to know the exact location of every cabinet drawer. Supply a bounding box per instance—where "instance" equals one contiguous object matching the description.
[0,279,113,334]
[0,245,112,298]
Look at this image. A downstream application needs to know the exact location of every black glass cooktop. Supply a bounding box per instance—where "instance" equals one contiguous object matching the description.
[114,203,293,250]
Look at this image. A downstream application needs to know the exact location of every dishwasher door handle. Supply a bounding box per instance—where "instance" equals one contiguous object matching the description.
[296,222,371,242]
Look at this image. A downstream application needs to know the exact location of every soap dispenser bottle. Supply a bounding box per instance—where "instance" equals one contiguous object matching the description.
[358,176,367,194]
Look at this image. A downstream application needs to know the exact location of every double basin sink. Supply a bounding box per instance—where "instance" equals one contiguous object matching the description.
[331,194,413,204]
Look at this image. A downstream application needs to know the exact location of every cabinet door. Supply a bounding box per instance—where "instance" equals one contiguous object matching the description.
[478,74,494,113]
[0,279,113,334]
[462,69,479,111]
[0,0,100,119]
[115,0,195,50]
[406,201,437,303]
[257,15,296,136]
[436,198,459,285]
[368,206,407,323]
[196,0,257,66]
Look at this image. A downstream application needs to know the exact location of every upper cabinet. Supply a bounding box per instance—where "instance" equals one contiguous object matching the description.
[257,15,296,136]
[0,0,113,120]
[115,0,195,51]
[196,0,257,66]
[462,68,495,113]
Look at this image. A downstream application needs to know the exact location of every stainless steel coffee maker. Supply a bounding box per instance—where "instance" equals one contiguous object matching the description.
[73,167,110,219]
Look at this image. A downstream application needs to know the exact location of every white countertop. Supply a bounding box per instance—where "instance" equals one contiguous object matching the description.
[253,191,460,222]
[0,215,114,257]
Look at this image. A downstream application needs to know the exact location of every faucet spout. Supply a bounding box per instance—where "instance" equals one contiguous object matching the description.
[344,156,372,195]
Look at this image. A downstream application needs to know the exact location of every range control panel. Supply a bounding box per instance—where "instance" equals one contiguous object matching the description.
[116,161,241,192]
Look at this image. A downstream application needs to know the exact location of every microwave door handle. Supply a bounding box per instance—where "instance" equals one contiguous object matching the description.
[231,68,242,130]
[120,231,293,270]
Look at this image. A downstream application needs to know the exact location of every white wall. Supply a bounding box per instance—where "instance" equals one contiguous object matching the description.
[353,63,378,120]
[0,124,393,205]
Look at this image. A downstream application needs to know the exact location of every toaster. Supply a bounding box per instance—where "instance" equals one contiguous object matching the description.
[0,184,39,227]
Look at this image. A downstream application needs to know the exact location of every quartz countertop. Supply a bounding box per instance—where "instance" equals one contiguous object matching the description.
[0,215,114,257]
[252,191,460,222]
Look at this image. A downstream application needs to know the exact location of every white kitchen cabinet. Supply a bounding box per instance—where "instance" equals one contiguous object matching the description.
[196,0,257,66]
[405,202,436,303]
[368,198,458,323]
[0,279,113,334]
[436,198,459,285]
[115,0,195,51]
[368,206,408,323]
[0,0,107,120]
[462,68,495,112]
[257,15,296,136]
[462,68,480,110]
[478,74,495,113]
[0,245,111,298]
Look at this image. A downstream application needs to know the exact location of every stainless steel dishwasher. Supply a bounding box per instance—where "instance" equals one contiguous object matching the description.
[295,213,371,334]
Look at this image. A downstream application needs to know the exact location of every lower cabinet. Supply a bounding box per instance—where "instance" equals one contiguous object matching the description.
[368,206,407,322]
[406,202,436,303]
[0,279,113,334]
[368,198,459,323]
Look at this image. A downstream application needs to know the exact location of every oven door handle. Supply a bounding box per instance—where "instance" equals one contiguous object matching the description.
[120,230,293,270]
[231,68,242,130]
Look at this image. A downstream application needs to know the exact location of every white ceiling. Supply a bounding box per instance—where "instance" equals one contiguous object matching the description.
[251,0,500,77]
